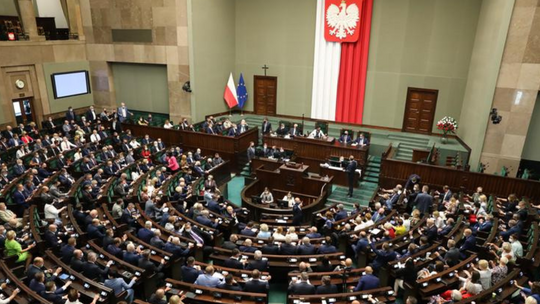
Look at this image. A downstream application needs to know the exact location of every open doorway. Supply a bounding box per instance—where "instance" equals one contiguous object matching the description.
[12,98,35,124]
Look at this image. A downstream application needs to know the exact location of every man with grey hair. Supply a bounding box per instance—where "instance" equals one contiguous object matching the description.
[83,251,113,282]
[246,250,269,271]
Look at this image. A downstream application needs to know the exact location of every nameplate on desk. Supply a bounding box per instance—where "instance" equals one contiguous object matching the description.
[309,258,317,262]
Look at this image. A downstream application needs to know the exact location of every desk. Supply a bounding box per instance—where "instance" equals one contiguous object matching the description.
[242,163,332,223]
[319,164,361,188]
[121,123,258,172]
[263,135,369,173]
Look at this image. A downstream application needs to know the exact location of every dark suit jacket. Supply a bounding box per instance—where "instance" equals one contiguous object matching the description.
[138,258,164,275]
[289,281,316,295]
[459,235,477,254]
[138,228,154,244]
[221,241,237,251]
[280,243,297,255]
[354,274,380,291]
[246,259,269,271]
[261,122,272,134]
[414,193,433,214]
[44,230,60,249]
[82,262,109,282]
[123,251,140,265]
[181,265,202,284]
[223,257,244,269]
[261,244,280,255]
[244,279,268,293]
[316,284,338,294]
[297,244,317,255]
[70,257,85,272]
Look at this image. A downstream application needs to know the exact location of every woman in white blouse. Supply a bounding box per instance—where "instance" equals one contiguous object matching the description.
[163,120,174,129]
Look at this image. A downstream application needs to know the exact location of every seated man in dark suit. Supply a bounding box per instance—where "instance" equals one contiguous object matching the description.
[438,217,455,236]
[280,236,297,255]
[137,221,154,244]
[354,133,370,146]
[60,237,77,264]
[334,204,349,221]
[243,269,270,293]
[289,272,316,295]
[222,234,238,250]
[434,239,460,267]
[181,257,203,284]
[246,250,269,272]
[44,224,62,250]
[297,237,317,255]
[87,219,105,239]
[318,236,338,254]
[40,280,71,304]
[218,274,243,291]
[163,236,193,259]
[239,239,257,253]
[239,222,258,237]
[261,237,280,255]
[339,131,352,144]
[224,248,245,269]
[473,215,493,233]
[353,266,379,291]
[458,229,476,259]
[418,218,438,243]
[70,250,85,272]
[82,252,113,282]
[123,243,142,265]
[316,276,338,294]
[275,123,288,136]
[138,250,166,282]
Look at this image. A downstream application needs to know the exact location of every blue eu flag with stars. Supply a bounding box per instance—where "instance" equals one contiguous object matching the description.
[237,73,248,109]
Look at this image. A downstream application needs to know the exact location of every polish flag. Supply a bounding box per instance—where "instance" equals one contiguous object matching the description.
[224,73,238,108]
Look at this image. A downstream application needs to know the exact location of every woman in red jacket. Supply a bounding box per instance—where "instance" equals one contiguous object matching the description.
[141,145,151,162]
[166,152,179,173]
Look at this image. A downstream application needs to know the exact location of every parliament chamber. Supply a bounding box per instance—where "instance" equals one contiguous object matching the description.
[1,0,540,304]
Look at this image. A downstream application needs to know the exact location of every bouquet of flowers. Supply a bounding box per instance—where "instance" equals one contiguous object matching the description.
[437,116,458,136]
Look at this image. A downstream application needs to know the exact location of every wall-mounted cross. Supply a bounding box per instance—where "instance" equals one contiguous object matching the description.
[262,64,269,76]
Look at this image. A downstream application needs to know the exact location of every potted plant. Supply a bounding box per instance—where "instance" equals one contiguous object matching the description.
[436,116,458,144]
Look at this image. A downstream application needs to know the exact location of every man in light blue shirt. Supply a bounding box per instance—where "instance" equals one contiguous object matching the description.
[194,266,223,288]
[104,270,137,303]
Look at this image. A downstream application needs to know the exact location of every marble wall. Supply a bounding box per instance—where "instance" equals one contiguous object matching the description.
[0,40,88,127]
[479,0,540,176]
[81,0,191,122]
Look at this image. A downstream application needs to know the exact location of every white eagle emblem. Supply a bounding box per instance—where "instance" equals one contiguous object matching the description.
[326,0,360,40]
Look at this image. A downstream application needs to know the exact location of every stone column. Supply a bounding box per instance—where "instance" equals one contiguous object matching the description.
[479,0,540,177]
[66,0,85,40]
[17,0,45,41]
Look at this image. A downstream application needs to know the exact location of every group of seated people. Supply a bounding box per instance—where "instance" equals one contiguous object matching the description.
[2,107,540,304]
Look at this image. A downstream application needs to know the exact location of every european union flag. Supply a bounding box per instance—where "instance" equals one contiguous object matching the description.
[237,73,248,109]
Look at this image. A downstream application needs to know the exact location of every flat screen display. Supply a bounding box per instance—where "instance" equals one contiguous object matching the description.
[51,70,91,99]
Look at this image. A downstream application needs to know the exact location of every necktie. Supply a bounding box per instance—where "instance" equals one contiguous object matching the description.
[190,230,204,245]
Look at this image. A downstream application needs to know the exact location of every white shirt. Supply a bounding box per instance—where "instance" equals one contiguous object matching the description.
[308,129,325,139]
[164,123,173,129]
[90,133,101,143]
[44,203,60,219]
[122,107,127,117]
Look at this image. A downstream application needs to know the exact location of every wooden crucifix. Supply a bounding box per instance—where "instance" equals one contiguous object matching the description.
[262,64,269,76]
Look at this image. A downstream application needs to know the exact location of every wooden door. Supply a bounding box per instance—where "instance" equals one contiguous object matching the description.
[12,98,35,124]
[402,88,438,134]
[254,76,277,115]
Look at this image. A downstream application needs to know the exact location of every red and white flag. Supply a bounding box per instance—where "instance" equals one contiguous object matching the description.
[224,72,238,108]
